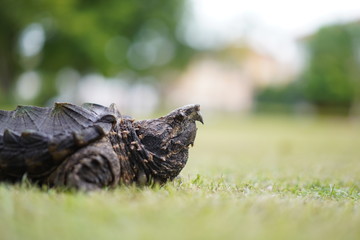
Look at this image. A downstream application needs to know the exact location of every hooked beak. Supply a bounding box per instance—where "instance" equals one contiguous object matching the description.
[167,104,204,124]
[194,104,204,124]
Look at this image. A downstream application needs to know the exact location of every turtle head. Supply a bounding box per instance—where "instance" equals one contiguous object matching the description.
[133,104,203,183]
[165,104,204,125]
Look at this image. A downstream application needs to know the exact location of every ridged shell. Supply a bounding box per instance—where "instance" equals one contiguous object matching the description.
[0,103,118,178]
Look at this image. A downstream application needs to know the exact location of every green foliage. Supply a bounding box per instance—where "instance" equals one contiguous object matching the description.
[301,22,360,112]
[256,22,360,115]
[1,115,360,240]
[0,0,192,106]
[255,82,304,112]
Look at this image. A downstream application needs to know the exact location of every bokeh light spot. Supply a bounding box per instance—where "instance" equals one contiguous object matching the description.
[16,71,42,101]
[19,23,45,57]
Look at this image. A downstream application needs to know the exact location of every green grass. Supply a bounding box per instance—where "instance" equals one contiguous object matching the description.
[1,115,360,240]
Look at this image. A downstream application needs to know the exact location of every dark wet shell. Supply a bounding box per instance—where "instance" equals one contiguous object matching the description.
[0,103,117,178]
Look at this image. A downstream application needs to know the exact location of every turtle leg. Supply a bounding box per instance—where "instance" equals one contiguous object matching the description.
[47,138,120,191]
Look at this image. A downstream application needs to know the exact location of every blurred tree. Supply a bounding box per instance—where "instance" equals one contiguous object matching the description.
[0,0,192,106]
[256,82,303,105]
[255,81,304,113]
[301,22,360,114]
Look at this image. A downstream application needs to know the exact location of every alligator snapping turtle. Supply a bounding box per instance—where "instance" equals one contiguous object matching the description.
[0,103,203,191]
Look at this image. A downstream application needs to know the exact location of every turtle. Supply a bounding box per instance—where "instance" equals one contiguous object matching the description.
[0,103,203,191]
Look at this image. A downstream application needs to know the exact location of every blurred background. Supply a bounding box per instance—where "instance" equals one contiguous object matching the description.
[0,0,360,117]
[1,2,360,239]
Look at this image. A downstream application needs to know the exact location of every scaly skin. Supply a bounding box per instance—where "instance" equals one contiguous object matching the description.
[46,104,203,191]
[46,138,119,191]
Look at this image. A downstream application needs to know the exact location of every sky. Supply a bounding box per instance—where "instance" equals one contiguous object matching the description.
[182,0,360,65]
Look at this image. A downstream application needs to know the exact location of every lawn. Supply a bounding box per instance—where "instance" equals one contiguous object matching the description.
[1,114,360,240]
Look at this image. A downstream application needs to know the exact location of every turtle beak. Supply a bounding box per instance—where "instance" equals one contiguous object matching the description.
[194,104,204,124]
[169,104,204,124]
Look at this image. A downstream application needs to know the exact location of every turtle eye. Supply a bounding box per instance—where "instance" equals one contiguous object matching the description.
[174,112,185,122]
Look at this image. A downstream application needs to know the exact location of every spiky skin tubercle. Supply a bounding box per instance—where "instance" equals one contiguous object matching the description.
[0,103,202,191]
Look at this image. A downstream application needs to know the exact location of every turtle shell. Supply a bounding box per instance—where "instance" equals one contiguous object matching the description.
[0,103,117,179]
